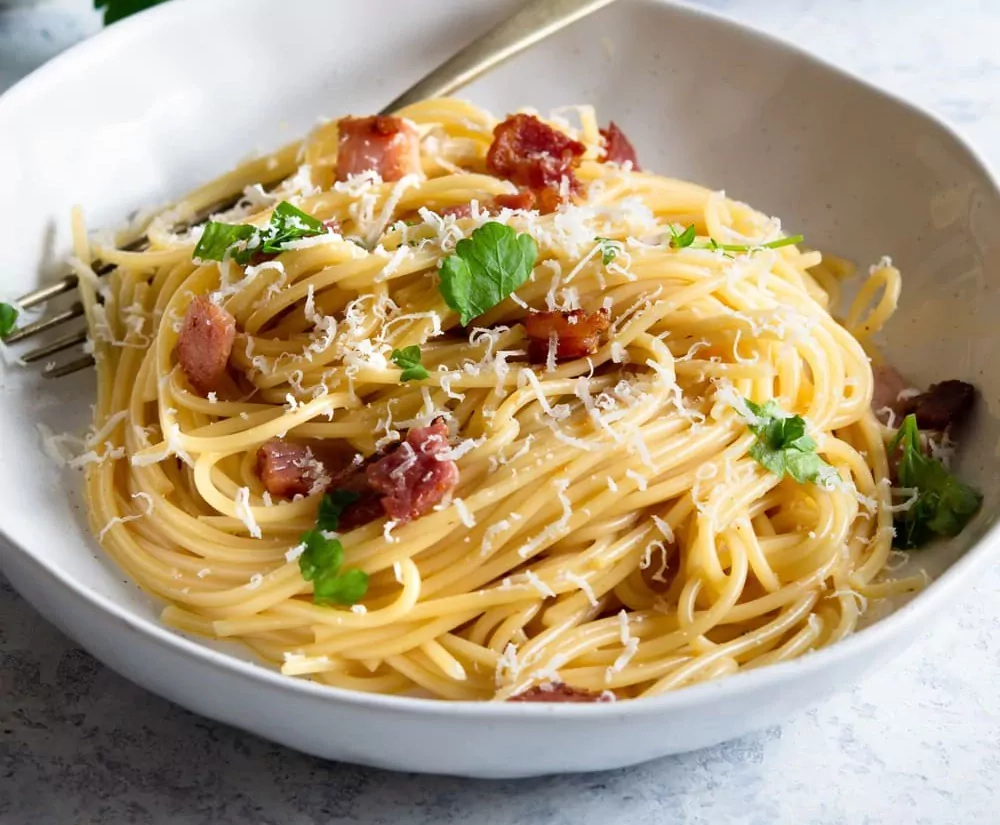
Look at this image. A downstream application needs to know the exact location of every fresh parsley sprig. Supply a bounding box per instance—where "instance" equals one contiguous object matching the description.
[299,490,368,605]
[438,222,537,326]
[596,237,621,265]
[890,414,982,549]
[193,201,328,264]
[0,303,18,338]
[742,398,838,486]
[667,224,803,254]
[391,346,429,382]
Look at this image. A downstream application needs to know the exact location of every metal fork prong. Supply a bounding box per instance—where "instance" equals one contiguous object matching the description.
[42,354,95,379]
[17,274,79,309]
[4,302,84,344]
[21,329,89,363]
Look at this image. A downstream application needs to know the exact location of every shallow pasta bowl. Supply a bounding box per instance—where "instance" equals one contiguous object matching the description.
[1,0,998,778]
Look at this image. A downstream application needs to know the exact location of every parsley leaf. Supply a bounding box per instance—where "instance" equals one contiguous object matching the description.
[668,224,804,254]
[743,398,837,485]
[298,491,369,605]
[314,568,369,605]
[298,529,344,583]
[0,303,19,338]
[391,346,429,382]
[890,414,982,549]
[668,224,697,248]
[438,221,537,326]
[316,490,360,532]
[193,222,256,262]
[193,201,327,264]
[94,0,169,25]
[596,237,620,265]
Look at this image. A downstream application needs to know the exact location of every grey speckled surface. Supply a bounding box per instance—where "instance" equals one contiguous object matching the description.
[3,0,1000,822]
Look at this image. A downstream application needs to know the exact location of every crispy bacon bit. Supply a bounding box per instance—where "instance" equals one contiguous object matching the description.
[257,440,326,499]
[335,115,421,182]
[524,309,611,363]
[493,190,537,211]
[871,364,915,423]
[337,493,386,531]
[600,122,640,170]
[326,454,385,530]
[872,366,977,431]
[175,297,236,396]
[904,380,976,431]
[366,420,459,523]
[437,190,538,221]
[486,114,585,213]
[437,203,473,220]
[509,683,612,703]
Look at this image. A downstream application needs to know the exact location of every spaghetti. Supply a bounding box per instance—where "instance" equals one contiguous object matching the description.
[69,99,932,701]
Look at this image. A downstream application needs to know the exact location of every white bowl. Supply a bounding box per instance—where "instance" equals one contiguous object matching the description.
[1,0,997,778]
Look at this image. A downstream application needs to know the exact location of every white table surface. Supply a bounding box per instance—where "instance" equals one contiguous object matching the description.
[2,0,999,822]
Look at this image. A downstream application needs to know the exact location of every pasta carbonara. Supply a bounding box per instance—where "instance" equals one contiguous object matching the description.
[66,98,976,703]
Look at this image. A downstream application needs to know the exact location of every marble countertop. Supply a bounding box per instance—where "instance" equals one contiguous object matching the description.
[3,0,1000,822]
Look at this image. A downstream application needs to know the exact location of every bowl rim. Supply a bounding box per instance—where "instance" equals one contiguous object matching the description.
[2,0,998,718]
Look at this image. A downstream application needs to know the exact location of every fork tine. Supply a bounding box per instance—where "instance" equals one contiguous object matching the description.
[4,302,84,343]
[21,329,89,363]
[17,274,79,309]
[42,354,95,378]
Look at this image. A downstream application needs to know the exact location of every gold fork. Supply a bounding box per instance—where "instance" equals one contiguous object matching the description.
[4,0,618,378]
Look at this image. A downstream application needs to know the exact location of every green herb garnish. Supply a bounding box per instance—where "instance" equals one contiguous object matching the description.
[438,221,537,326]
[391,346,429,382]
[668,224,804,254]
[667,224,697,249]
[0,303,18,338]
[298,491,368,605]
[742,398,838,485]
[193,201,327,264]
[890,414,982,549]
[316,489,360,532]
[94,0,170,25]
[596,237,620,265]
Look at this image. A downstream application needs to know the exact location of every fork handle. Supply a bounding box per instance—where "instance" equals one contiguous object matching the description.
[380,0,619,114]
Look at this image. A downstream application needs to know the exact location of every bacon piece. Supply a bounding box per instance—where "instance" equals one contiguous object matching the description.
[493,190,537,211]
[335,116,421,182]
[437,190,538,221]
[509,683,612,703]
[524,309,611,364]
[486,114,585,213]
[337,493,386,531]
[871,364,915,423]
[366,420,459,523]
[175,296,236,396]
[904,380,976,432]
[437,203,474,220]
[325,454,385,531]
[600,122,640,170]
[256,440,327,499]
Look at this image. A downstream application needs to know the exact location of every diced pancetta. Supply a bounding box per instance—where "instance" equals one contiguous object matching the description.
[905,380,976,431]
[524,309,611,363]
[599,122,640,170]
[437,190,538,220]
[872,366,976,432]
[256,439,326,499]
[175,296,236,396]
[508,683,611,703]
[366,419,459,522]
[486,114,585,213]
[336,116,422,182]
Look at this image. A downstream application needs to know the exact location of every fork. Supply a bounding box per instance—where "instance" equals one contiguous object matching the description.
[4,0,618,379]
